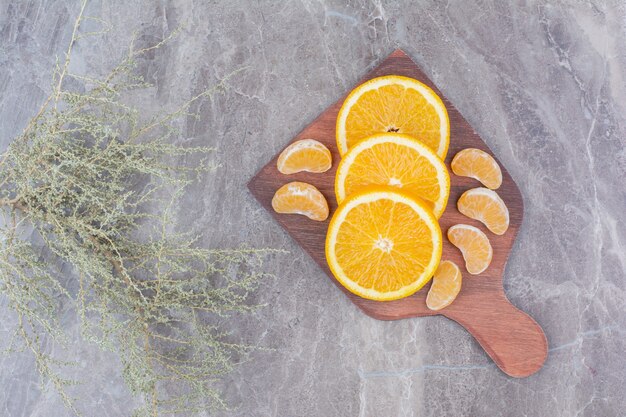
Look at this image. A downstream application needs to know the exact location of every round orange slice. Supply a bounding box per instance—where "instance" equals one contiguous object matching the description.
[336,75,450,158]
[447,224,493,275]
[272,182,329,221]
[325,187,442,301]
[277,139,332,174]
[457,188,509,235]
[426,260,462,311]
[451,148,502,189]
[335,133,450,218]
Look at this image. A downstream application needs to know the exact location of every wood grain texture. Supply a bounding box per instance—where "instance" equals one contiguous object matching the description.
[248,50,547,378]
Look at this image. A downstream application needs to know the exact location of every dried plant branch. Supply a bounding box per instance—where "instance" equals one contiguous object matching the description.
[0,2,280,416]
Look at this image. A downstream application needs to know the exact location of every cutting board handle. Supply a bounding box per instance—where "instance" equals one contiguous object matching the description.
[445,294,548,377]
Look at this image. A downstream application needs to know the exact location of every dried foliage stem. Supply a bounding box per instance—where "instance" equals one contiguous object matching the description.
[0,2,278,416]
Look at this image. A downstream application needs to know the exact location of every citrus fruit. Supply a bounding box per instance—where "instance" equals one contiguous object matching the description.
[426,260,462,311]
[277,139,332,174]
[447,224,493,275]
[335,133,450,218]
[336,75,450,159]
[451,148,502,189]
[272,182,329,221]
[325,187,442,301]
[457,187,509,235]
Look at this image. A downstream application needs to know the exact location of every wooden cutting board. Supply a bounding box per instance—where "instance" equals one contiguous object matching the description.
[248,49,547,378]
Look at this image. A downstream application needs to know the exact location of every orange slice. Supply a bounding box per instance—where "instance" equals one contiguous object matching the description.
[451,148,502,189]
[325,187,442,301]
[457,188,509,235]
[272,182,329,221]
[277,139,332,174]
[447,224,493,275]
[336,75,450,158]
[426,260,462,311]
[335,133,450,218]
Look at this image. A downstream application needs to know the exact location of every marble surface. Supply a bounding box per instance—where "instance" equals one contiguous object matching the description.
[1,0,625,416]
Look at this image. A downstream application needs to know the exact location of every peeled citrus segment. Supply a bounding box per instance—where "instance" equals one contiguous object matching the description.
[447,224,493,275]
[336,75,450,159]
[451,148,502,189]
[426,260,462,311]
[335,133,450,218]
[277,139,332,174]
[325,187,442,301]
[272,182,329,221]
[457,188,509,235]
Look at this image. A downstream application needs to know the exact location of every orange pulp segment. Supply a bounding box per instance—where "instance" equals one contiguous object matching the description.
[272,182,329,221]
[426,260,462,311]
[457,187,509,235]
[277,139,332,174]
[447,224,493,275]
[451,148,502,190]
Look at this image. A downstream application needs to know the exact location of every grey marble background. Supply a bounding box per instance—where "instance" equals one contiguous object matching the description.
[1,0,625,416]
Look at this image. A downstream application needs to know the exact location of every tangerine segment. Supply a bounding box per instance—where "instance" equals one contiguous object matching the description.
[277,139,332,174]
[457,188,509,235]
[272,182,329,221]
[451,148,502,189]
[336,75,450,159]
[426,260,462,311]
[335,133,450,218]
[325,187,442,301]
[447,224,493,275]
